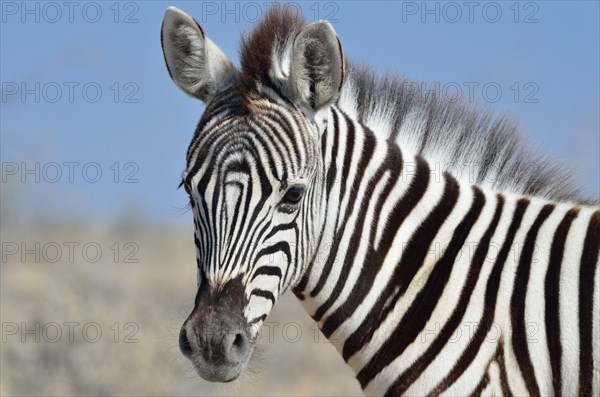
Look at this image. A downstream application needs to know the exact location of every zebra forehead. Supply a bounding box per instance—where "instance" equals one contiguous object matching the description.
[186,104,317,183]
[185,134,308,191]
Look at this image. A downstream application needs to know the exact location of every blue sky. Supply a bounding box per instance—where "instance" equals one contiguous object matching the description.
[1,1,598,227]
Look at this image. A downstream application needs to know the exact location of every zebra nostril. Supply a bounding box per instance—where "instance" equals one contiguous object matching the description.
[226,332,249,361]
[233,333,243,349]
[179,327,193,357]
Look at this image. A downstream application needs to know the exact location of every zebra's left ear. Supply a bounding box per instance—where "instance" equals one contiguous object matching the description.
[289,21,344,111]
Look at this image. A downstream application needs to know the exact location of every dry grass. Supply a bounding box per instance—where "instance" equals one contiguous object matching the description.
[0,224,362,396]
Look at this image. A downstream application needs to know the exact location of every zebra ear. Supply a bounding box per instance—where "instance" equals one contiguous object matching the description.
[289,21,344,111]
[161,7,237,103]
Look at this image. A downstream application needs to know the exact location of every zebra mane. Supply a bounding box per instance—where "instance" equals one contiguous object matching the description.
[239,6,592,204]
[338,65,593,204]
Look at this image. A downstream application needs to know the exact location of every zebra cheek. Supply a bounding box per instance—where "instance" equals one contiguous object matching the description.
[244,294,275,326]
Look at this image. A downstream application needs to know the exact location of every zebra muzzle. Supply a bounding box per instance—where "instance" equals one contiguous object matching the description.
[179,279,254,382]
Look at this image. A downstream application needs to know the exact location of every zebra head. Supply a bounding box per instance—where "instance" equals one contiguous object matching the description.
[161,7,344,382]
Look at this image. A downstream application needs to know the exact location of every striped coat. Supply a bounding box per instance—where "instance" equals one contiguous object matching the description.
[161,5,599,395]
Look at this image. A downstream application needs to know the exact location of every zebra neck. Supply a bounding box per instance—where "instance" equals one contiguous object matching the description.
[291,108,600,395]
[295,107,485,359]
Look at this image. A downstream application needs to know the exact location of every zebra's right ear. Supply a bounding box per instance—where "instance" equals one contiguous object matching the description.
[289,21,344,112]
[161,7,237,103]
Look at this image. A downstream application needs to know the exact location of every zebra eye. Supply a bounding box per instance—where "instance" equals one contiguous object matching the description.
[282,185,305,205]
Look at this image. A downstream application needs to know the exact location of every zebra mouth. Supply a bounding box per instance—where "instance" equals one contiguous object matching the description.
[190,359,245,383]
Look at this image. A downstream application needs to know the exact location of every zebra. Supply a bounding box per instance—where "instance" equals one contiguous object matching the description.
[160,5,599,396]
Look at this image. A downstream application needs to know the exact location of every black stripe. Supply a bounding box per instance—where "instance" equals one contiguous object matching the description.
[430,196,528,395]
[325,110,341,198]
[545,207,579,395]
[187,97,242,162]
[288,108,314,162]
[267,108,303,161]
[311,114,364,297]
[251,289,276,304]
[337,157,430,356]
[510,204,554,397]
[313,143,400,321]
[387,189,501,395]
[357,173,463,387]
[294,111,340,298]
[249,314,267,324]
[255,242,291,267]
[469,372,490,397]
[319,147,418,338]
[227,155,273,270]
[257,111,300,169]
[264,221,297,241]
[496,344,513,397]
[224,180,244,256]
[251,266,282,282]
[579,210,600,397]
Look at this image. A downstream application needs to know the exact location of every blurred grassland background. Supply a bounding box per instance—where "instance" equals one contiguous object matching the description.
[1,225,361,395]
[1,0,598,396]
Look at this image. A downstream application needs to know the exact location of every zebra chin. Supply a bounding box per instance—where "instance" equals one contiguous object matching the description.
[187,351,245,383]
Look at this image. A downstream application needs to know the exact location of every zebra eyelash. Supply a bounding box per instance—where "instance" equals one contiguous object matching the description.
[178,178,193,195]
[177,179,195,213]
[173,196,193,216]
